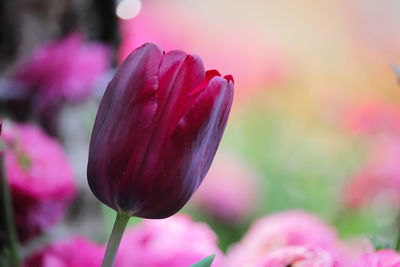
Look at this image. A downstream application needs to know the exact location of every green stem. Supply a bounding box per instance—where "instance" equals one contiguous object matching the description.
[102,211,130,267]
[0,155,20,267]
[395,214,400,251]
[396,235,400,252]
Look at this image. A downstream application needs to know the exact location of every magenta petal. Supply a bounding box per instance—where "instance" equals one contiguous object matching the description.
[135,77,233,218]
[190,70,221,96]
[88,43,163,210]
[223,75,234,83]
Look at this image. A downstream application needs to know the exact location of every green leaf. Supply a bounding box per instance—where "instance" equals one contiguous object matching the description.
[189,254,215,267]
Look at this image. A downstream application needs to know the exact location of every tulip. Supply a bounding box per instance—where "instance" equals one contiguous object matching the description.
[87,42,233,266]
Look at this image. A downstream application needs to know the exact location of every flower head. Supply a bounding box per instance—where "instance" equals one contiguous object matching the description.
[225,211,346,266]
[13,33,110,108]
[0,122,76,242]
[352,249,400,267]
[115,215,223,267]
[87,43,234,218]
[23,237,104,267]
[342,102,400,137]
[257,246,338,267]
[344,137,400,208]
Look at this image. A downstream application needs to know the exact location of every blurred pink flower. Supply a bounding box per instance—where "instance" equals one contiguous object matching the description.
[115,215,223,267]
[256,246,339,267]
[13,33,110,108]
[191,153,261,223]
[341,236,375,263]
[23,237,104,267]
[342,102,400,137]
[352,249,400,267]
[119,1,289,101]
[225,211,346,266]
[344,137,400,208]
[0,122,76,242]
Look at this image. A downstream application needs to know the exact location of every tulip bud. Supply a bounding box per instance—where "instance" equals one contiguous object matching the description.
[87,43,234,219]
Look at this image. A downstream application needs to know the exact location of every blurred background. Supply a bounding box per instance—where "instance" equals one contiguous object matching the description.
[1,0,400,257]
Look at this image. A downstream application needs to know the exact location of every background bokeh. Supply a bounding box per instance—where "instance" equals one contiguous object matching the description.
[2,0,400,264]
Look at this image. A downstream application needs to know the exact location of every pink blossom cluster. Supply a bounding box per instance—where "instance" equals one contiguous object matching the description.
[0,119,391,266]
[24,215,222,267]
[342,102,400,137]
[12,34,110,110]
[345,138,400,208]
[224,211,347,266]
[1,118,398,267]
[23,238,104,267]
[0,122,76,241]
[341,101,400,208]
[225,211,400,266]
[21,210,400,266]
[351,250,400,267]
[115,215,223,267]
[257,246,338,267]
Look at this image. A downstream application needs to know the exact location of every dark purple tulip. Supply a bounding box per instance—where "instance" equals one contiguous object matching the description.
[87,43,234,219]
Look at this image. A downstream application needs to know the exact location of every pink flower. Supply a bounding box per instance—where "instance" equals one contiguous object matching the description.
[23,237,104,267]
[344,137,400,208]
[115,215,223,267]
[257,246,339,267]
[13,33,110,108]
[191,153,261,223]
[0,122,76,242]
[342,102,400,137]
[352,249,400,267]
[225,211,346,266]
[118,1,288,100]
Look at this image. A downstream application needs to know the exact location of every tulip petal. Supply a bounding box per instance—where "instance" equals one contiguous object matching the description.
[135,76,233,218]
[88,43,163,210]
[120,52,206,213]
[190,70,221,96]
[87,43,234,218]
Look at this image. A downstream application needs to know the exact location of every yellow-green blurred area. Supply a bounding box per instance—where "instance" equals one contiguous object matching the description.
[116,0,400,250]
